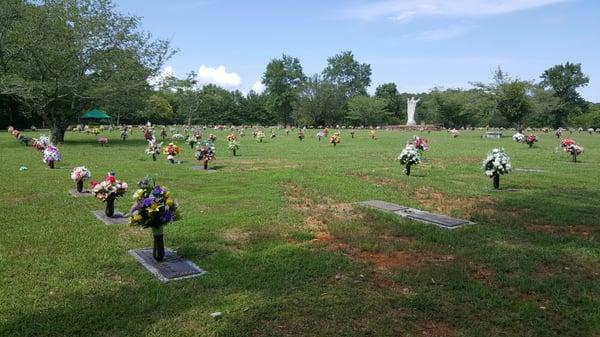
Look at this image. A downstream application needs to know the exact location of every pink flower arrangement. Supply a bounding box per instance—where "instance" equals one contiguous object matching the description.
[525,134,538,147]
[91,173,128,201]
[412,136,429,151]
[71,166,91,182]
[97,137,109,146]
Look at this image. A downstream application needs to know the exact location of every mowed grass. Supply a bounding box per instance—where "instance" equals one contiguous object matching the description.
[0,128,599,337]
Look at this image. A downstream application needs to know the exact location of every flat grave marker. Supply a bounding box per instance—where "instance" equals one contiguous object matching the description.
[92,210,129,225]
[191,166,217,173]
[129,248,206,282]
[357,200,408,212]
[69,189,93,197]
[357,200,474,230]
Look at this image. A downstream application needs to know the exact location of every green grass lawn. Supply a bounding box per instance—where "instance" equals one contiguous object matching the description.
[0,128,599,337]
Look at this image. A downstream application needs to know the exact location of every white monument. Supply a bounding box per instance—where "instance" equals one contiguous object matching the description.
[406,97,420,126]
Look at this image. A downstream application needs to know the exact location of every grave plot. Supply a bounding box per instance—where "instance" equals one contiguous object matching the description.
[357,200,474,230]
[69,189,93,197]
[92,210,129,225]
[129,248,206,282]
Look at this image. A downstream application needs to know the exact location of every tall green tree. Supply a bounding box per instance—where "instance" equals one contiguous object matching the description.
[346,96,389,126]
[0,0,172,143]
[540,62,590,127]
[293,75,347,127]
[375,83,403,119]
[262,54,305,126]
[322,51,371,97]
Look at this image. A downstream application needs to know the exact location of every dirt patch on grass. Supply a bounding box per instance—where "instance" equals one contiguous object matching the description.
[526,224,596,238]
[415,186,495,219]
[223,228,251,243]
[415,320,458,337]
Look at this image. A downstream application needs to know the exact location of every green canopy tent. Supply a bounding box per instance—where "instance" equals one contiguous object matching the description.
[79,108,112,125]
[80,107,112,120]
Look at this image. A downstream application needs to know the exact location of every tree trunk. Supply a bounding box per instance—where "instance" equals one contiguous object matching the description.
[50,126,66,144]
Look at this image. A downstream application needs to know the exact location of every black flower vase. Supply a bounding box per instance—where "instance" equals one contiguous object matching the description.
[76,180,83,193]
[105,194,116,217]
[493,173,500,189]
[233,149,236,156]
[528,143,533,148]
[204,160,208,170]
[152,153,157,161]
[48,160,54,169]
[152,226,165,261]
[405,164,411,176]
[572,152,577,162]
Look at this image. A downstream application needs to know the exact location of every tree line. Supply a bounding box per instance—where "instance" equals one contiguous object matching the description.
[1,1,599,143]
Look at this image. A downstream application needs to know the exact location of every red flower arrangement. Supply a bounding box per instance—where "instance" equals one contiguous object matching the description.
[525,134,538,148]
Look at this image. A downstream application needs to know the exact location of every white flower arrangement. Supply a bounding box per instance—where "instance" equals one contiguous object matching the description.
[42,145,61,163]
[71,166,91,182]
[171,133,185,141]
[512,132,525,142]
[398,144,420,166]
[483,148,512,177]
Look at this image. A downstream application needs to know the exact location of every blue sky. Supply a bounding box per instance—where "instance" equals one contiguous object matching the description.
[116,0,599,102]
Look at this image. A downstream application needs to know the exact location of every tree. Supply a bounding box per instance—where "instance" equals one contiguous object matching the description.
[375,83,403,119]
[243,91,273,125]
[496,80,533,129]
[323,51,371,97]
[0,0,172,143]
[138,94,173,123]
[540,62,590,127]
[346,96,389,126]
[262,54,305,126]
[293,75,347,127]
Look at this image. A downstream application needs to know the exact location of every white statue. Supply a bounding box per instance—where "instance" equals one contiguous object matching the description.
[406,97,420,126]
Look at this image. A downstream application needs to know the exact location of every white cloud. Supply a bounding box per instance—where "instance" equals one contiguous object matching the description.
[148,66,175,87]
[341,0,569,21]
[197,65,241,88]
[415,24,475,41]
[251,80,266,94]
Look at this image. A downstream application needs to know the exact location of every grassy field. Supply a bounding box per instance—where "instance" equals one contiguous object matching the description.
[0,128,599,337]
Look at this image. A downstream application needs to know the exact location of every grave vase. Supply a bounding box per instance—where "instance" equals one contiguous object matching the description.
[48,160,54,169]
[152,226,165,261]
[105,194,116,217]
[204,160,208,170]
[152,153,157,161]
[405,164,411,176]
[572,152,577,162]
[233,149,236,156]
[493,173,500,189]
[76,180,83,193]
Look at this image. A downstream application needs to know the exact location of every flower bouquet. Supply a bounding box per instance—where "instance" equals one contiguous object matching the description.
[227,134,239,156]
[369,130,376,140]
[483,148,511,189]
[146,138,162,161]
[450,129,460,138]
[42,145,61,168]
[31,135,50,150]
[92,127,100,135]
[525,134,538,148]
[97,137,109,146]
[256,131,265,143]
[560,139,584,162]
[412,136,429,152]
[129,178,181,261]
[71,166,91,192]
[171,133,185,141]
[163,143,183,164]
[91,173,128,217]
[195,140,216,169]
[186,135,199,149]
[208,134,217,142]
[120,130,129,140]
[317,131,326,142]
[350,130,355,138]
[512,132,525,143]
[398,144,420,176]
[298,131,305,141]
[329,132,341,147]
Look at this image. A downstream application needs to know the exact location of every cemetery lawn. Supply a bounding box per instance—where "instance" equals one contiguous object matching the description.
[1,129,599,337]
